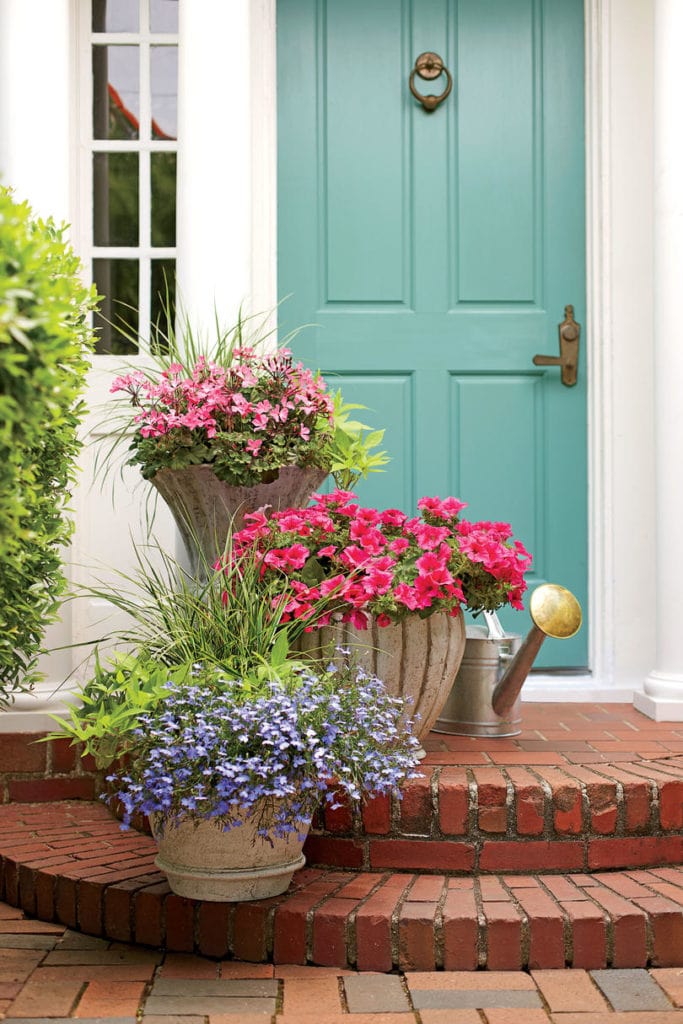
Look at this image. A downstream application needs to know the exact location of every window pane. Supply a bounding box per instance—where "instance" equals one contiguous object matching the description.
[151,153,176,247]
[151,259,176,353]
[92,0,138,33]
[150,0,179,34]
[151,46,178,140]
[93,153,139,246]
[93,259,139,354]
[93,46,139,140]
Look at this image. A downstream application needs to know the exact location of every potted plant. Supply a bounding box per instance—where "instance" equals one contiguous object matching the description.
[105,313,388,571]
[228,489,532,741]
[52,539,419,901]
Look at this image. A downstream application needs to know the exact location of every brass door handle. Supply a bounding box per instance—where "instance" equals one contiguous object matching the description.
[533,305,580,387]
[409,52,453,112]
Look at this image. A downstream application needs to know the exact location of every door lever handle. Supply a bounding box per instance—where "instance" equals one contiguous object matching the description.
[533,305,580,387]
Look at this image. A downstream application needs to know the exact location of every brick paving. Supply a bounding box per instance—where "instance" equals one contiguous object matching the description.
[0,903,683,1020]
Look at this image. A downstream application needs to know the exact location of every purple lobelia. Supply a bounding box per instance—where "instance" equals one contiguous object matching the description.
[108,660,421,839]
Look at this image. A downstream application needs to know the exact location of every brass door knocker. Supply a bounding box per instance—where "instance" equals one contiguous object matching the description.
[409,51,453,112]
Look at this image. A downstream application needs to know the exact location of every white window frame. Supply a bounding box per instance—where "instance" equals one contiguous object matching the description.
[77,0,178,356]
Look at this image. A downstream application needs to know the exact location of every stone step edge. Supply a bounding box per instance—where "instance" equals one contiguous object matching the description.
[1,803,683,971]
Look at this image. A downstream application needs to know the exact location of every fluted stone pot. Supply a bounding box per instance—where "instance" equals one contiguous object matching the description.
[298,611,466,745]
[150,463,328,572]
[151,808,310,902]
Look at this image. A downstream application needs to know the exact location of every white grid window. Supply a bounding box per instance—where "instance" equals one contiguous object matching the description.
[83,0,178,353]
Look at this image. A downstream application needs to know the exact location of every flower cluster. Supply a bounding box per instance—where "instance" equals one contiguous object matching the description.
[230,490,532,629]
[111,347,335,486]
[107,664,420,836]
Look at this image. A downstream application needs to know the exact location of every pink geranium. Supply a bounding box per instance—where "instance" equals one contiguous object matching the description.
[228,490,532,629]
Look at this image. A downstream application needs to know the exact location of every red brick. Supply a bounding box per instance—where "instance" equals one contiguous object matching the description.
[370,839,474,872]
[512,886,566,968]
[399,772,434,834]
[335,873,383,901]
[232,898,280,962]
[135,882,168,949]
[55,875,78,928]
[5,977,83,1017]
[659,780,683,830]
[506,768,545,836]
[104,879,149,943]
[483,901,523,970]
[35,870,55,920]
[274,891,325,964]
[165,893,196,952]
[563,900,607,968]
[442,885,478,971]
[540,770,584,835]
[588,835,683,870]
[312,897,352,967]
[398,900,437,971]
[322,791,354,834]
[74,979,146,1018]
[77,879,104,936]
[472,768,508,834]
[586,884,647,967]
[635,896,683,966]
[361,793,391,834]
[197,900,232,958]
[49,738,79,775]
[17,865,36,916]
[407,876,445,902]
[0,734,47,773]
[479,840,584,873]
[621,777,654,832]
[355,874,412,973]
[303,836,364,869]
[438,769,469,836]
[2,859,18,906]
[7,778,97,802]
[282,976,343,1016]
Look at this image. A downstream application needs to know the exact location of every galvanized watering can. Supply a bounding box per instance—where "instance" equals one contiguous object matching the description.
[434,584,582,738]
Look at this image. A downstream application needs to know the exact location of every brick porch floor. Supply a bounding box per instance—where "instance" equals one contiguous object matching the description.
[1,899,683,1021]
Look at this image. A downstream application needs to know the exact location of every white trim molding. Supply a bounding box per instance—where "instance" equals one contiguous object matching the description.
[636,0,683,721]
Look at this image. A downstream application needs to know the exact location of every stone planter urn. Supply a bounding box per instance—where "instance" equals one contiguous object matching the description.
[150,464,328,572]
[151,807,311,902]
[298,611,466,746]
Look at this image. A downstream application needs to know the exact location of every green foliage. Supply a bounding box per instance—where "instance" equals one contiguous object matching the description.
[48,537,319,766]
[0,187,98,707]
[329,390,390,490]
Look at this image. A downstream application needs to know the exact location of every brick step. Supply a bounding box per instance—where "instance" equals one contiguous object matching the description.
[1,801,683,972]
[306,756,683,873]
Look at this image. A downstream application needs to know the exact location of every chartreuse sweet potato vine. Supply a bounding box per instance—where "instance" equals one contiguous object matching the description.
[0,187,98,706]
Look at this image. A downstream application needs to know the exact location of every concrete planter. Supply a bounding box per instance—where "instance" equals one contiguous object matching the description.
[151,809,310,902]
[298,611,466,743]
[150,463,328,571]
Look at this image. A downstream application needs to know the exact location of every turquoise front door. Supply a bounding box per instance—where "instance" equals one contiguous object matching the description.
[277,0,587,668]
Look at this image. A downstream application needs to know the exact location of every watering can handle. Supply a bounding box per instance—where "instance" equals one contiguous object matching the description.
[483,610,506,640]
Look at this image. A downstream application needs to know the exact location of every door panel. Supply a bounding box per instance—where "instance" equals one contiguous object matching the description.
[277,0,587,668]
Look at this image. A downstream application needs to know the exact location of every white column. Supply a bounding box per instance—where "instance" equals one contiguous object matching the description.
[635,0,683,720]
[0,0,72,222]
[176,0,253,333]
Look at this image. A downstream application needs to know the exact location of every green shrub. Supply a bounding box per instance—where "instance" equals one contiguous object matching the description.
[0,187,98,707]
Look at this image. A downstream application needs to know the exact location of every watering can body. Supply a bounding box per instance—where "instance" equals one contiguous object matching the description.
[434,625,523,737]
[433,584,582,739]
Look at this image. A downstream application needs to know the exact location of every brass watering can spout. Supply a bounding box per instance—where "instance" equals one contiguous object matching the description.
[491,584,582,717]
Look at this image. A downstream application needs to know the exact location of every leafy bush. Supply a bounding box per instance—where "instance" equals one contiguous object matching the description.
[0,187,97,706]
